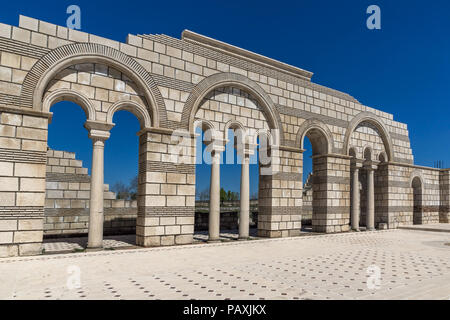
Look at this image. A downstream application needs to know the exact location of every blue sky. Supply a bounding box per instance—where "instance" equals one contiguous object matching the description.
[3,0,449,195]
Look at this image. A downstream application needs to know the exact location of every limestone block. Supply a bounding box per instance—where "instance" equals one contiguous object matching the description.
[18,243,42,256]
[0,220,17,231]
[166,196,185,206]
[46,190,63,198]
[144,196,165,207]
[0,66,12,81]
[159,217,175,225]
[181,225,194,234]
[0,192,15,206]
[160,236,175,246]
[16,192,45,207]
[39,20,56,36]
[0,244,18,258]
[175,234,193,245]
[136,216,159,226]
[13,230,43,243]
[15,163,46,178]
[18,219,43,231]
[0,231,13,244]
[91,74,114,90]
[136,235,160,247]
[0,23,11,38]
[20,178,45,192]
[0,177,18,191]
[21,56,37,70]
[22,140,47,152]
[165,225,181,235]
[161,184,177,195]
[146,172,166,183]
[166,173,186,184]
[12,27,31,43]
[0,161,13,176]
[1,52,21,68]
[177,185,195,196]
[176,216,194,225]
[0,137,20,150]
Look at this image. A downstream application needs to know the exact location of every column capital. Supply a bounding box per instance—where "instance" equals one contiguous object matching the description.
[84,120,115,141]
[364,160,379,171]
[351,159,364,169]
[206,138,226,154]
[236,142,257,157]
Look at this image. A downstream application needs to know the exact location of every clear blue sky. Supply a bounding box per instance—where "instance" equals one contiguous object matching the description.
[2,0,449,195]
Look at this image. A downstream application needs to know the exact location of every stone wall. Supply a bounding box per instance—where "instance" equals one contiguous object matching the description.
[0,111,47,257]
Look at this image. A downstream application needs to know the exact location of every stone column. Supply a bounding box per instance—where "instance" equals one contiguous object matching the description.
[84,121,113,250]
[239,153,250,240]
[208,147,223,242]
[366,164,377,231]
[351,162,362,231]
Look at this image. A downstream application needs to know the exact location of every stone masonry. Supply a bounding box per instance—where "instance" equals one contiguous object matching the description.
[0,15,449,257]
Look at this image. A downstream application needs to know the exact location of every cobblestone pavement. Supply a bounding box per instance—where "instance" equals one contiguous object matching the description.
[1,229,449,300]
[42,229,264,254]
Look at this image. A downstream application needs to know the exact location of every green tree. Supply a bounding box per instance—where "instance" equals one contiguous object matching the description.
[129,176,138,200]
[220,188,227,203]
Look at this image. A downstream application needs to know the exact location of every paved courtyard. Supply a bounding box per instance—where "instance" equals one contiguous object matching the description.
[1,229,449,300]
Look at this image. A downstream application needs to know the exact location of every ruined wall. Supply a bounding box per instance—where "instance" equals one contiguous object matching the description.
[45,149,137,236]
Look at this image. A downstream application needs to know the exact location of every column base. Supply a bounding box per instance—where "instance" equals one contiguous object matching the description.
[85,247,103,252]
[238,237,250,241]
[207,239,221,243]
[352,228,360,232]
[366,228,376,231]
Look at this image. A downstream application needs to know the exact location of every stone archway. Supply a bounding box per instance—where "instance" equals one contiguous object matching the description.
[343,112,394,161]
[295,119,344,233]
[31,44,168,249]
[21,42,167,128]
[181,72,283,142]
[296,118,334,155]
[409,172,424,225]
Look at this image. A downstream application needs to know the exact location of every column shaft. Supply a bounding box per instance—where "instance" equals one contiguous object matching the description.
[209,151,221,241]
[351,167,360,231]
[366,169,375,230]
[239,156,250,239]
[87,139,105,249]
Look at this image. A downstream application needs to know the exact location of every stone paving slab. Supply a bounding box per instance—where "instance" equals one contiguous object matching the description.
[398,223,450,233]
[1,229,449,300]
[42,229,270,254]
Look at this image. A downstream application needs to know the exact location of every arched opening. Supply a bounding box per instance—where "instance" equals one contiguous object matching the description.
[411,177,423,225]
[300,126,330,233]
[301,137,313,230]
[104,109,141,244]
[190,81,276,241]
[349,147,362,231]
[43,100,92,252]
[193,122,214,241]
[347,117,391,231]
